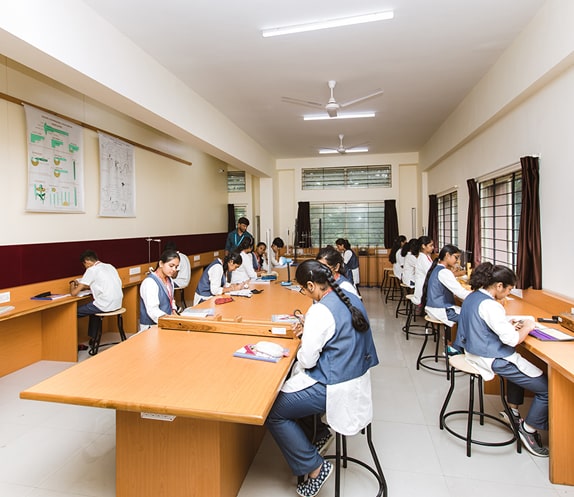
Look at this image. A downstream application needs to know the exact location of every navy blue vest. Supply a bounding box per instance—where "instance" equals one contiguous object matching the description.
[454,290,515,357]
[140,272,174,326]
[426,265,455,308]
[307,290,379,385]
[196,259,225,298]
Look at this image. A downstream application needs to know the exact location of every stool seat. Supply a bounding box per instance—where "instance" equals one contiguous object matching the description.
[89,307,127,355]
[95,307,126,317]
[439,354,521,457]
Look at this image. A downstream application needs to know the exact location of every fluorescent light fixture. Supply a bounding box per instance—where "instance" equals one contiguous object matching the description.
[262,11,394,38]
[319,147,369,154]
[304,111,376,121]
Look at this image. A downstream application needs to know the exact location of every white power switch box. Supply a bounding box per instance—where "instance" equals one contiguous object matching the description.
[129,267,141,275]
[213,251,219,256]
[194,255,200,262]
[141,412,176,422]
[0,291,10,303]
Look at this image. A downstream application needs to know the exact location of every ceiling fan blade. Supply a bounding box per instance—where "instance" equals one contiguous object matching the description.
[340,89,384,108]
[318,147,339,154]
[346,147,369,153]
[281,96,324,109]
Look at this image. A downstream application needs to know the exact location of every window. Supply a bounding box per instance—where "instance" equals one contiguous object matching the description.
[302,165,391,190]
[437,191,458,248]
[309,203,385,248]
[479,171,522,270]
[234,204,247,223]
[227,171,246,192]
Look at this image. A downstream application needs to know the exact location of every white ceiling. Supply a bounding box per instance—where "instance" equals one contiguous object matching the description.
[82,0,546,160]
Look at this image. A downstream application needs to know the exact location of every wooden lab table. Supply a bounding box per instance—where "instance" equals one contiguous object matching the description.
[503,297,574,485]
[21,327,299,497]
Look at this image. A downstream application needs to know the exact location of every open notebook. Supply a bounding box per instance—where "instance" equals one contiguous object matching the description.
[508,315,574,341]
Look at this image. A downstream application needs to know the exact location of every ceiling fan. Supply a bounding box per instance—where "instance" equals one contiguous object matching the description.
[319,134,369,154]
[282,80,383,118]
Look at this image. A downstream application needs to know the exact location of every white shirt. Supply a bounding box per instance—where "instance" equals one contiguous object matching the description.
[173,252,191,289]
[193,259,229,305]
[402,252,416,287]
[464,289,543,381]
[281,298,373,436]
[393,251,405,280]
[230,251,257,283]
[425,264,471,326]
[78,262,123,312]
[412,253,432,305]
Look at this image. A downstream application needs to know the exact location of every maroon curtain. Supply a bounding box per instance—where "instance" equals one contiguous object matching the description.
[296,201,312,248]
[465,179,481,267]
[227,204,236,232]
[516,156,542,289]
[384,199,399,248]
[427,195,438,253]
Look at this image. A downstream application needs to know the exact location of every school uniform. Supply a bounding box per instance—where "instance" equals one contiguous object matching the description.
[193,258,226,306]
[425,264,471,326]
[139,272,176,331]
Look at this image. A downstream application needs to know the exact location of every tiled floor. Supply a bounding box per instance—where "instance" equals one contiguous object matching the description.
[1,288,572,497]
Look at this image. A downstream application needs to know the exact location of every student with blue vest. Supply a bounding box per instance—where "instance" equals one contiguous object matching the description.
[316,245,359,297]
[192,252,243,306]
[454,262,549,457]
[335,238,359,288]
[422,244,471,327]
[139,249,180,332]
[266,260,379,497]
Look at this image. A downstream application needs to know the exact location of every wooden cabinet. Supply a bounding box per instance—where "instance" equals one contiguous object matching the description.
[358,248,391,287]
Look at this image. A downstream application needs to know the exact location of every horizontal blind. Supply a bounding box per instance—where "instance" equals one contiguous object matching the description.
[302,165,391,190]
[227,171,246,192]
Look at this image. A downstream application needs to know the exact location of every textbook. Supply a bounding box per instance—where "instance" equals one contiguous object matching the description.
[180,307,215,317]
[271,314,299,325]
[508,315,574,341]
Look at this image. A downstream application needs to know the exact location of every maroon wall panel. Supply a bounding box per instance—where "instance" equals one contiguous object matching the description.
[0,233,227,289]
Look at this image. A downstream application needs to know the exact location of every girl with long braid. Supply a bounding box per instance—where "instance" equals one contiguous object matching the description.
[266,260,379,497]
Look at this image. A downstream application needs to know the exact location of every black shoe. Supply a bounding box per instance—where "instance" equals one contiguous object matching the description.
[518,422,549,457]
[296,460,333,497]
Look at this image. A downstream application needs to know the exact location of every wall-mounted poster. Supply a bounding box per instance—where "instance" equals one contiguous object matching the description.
[25,105,84,213]
[98,132,136,217]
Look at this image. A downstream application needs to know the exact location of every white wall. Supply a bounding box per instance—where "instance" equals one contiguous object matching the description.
[421,0,574,299]
[0,57,229,245]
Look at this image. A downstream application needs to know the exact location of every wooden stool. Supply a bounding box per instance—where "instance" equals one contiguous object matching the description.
[439,354,521,457]
[89,307,127,356]
[402,294,427,339]
[416,315,452,380]
[325,424,388,497]
[379,267,393,293]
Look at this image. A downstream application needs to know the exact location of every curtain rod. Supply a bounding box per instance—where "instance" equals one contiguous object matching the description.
[0,91,192,166]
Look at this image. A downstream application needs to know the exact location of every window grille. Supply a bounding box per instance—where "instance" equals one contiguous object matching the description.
[302,165,391,190]
[438,191,458,248]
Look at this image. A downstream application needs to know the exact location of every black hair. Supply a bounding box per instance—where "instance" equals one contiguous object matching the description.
[272,237,284,248]
[80,250,99,263]
[469,262,516,291]
[256,242,267,249]
[421,244,461,307]
[316,245,345,273]
[295,260,369,332]
[155,249,180,270]
[335,238,351,250]
[223,252,243,272]
[237,217,250,226]
[400,238,417,258]
[238,235,254,251]
[413,235,432,257]
[389,235,407,264]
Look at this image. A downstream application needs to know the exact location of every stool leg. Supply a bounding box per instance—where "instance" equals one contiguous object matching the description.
[117,314,127,341]
[439,367,456,429]
[416,332,430,370]
[395,287,405,318]
[335,432,342,497]
[402,299,412,339]
[433,324,441,363]
[478,377,485,425]
[466,374,475,457]
[365,424,388,497]
[89,316,103,356]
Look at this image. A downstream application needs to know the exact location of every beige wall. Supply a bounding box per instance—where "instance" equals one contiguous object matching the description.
[0,58,229,245]
[420,0,574,299]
